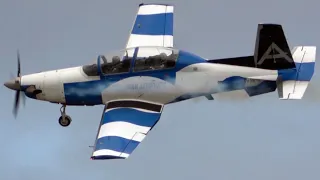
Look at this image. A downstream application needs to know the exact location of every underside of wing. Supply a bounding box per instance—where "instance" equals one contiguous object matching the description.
[91,100,164,160]
[126,3,174,48]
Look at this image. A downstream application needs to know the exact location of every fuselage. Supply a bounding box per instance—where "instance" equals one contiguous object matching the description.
[18,47,279,106]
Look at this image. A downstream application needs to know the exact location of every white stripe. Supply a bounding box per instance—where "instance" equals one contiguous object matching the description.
[108,99,164,106]
[105,107,160,114]
[280,80,309,99]
[93,149,129,158]
[130,108,160,113]
[132,132,147,142]
[138,5,173,15]
[292,46,316,63]
[127,34,173,48]
[98,121,151,140]
[289,81,309,99]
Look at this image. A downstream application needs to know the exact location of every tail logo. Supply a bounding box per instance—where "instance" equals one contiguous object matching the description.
[257,42,293,66]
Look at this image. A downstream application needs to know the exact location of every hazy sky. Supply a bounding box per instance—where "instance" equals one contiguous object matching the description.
[1,0,320,180]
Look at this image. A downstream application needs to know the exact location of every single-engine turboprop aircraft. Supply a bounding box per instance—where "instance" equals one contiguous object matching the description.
[4,3,316,160]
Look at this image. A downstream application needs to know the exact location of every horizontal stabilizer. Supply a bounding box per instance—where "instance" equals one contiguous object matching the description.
[277,46,316,99]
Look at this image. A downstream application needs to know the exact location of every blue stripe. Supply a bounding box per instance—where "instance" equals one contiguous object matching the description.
[64,80,103,105]
[95,136,140,155]
[103,108,161,127]
[296,62,315,81]
[132,13,173,35]
[175,50,206,70]
[278,62,315,81]
[63,68,177,106]
[217,76,246,91]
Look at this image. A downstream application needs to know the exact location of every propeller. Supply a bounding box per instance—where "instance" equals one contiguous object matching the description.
[11,50,25,117]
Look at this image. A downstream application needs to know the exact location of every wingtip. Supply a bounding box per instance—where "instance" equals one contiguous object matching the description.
[90,155,126,160]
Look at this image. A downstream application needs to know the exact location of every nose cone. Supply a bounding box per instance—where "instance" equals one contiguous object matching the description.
[4,79,20,90]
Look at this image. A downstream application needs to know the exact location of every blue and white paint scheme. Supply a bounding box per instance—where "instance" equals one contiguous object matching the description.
[4,3,316,160]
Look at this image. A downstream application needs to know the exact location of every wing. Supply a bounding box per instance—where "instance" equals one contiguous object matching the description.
[126,3,174,48]
[91,100,164,160]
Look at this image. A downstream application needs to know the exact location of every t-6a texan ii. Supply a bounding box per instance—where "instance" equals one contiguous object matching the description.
[3,3,316,160]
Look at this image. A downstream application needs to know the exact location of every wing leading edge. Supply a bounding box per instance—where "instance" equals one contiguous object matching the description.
[91,100,164,160]
[126,3,174,48]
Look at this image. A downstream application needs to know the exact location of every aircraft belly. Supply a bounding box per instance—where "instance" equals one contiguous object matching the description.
[175,71,217,95]
[101,76,179,104]
[171,64,279,102]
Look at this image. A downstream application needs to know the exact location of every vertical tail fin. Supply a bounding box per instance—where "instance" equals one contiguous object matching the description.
[277,46,316,99]
[254,24,296,70]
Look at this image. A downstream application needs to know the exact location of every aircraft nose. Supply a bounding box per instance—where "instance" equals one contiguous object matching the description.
[4,79,20,90]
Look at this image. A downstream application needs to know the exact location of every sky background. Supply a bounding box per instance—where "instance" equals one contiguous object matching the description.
[1,0,320,179]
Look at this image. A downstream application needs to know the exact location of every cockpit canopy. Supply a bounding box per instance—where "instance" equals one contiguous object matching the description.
[82,46,179,76]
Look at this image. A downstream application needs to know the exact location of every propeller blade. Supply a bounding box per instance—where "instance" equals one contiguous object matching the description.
[12,49,23,117]
[13,90,20,117]
[17,50,21,77]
